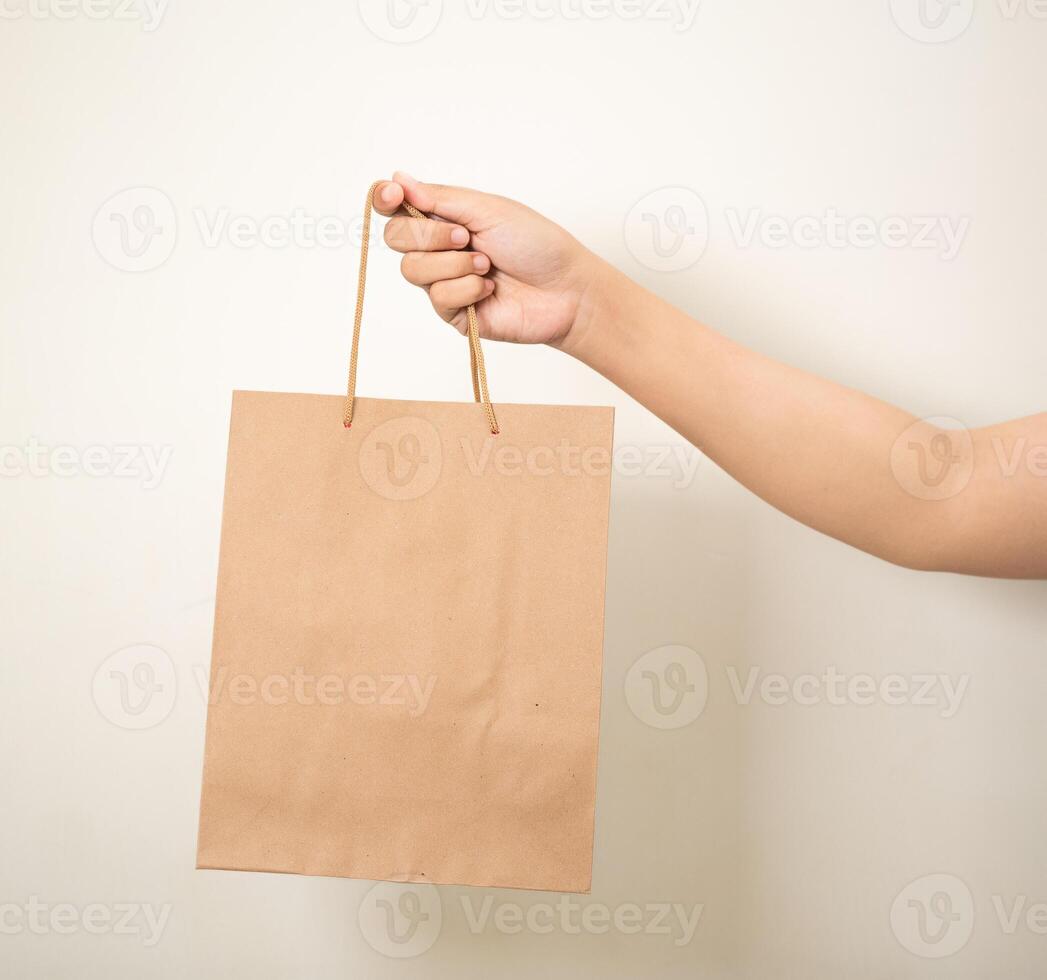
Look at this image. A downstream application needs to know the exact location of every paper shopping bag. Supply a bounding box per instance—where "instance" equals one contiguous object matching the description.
[196,184,614,893]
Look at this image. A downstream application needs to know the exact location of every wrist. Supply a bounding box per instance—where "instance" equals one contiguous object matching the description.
[552,253,630,365]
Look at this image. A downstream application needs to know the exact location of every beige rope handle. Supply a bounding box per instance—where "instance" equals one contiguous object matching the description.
[343,181,500,434]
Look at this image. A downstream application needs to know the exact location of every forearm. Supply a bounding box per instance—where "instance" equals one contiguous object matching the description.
[561,260,1047,578]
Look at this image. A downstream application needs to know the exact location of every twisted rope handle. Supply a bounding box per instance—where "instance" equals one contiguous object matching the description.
[343,181,500,434]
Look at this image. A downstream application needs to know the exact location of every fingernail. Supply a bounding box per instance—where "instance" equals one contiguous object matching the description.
[472,255,489,272]
[380,184,397,203]
[485,278,495,292]
[450,227,469,246]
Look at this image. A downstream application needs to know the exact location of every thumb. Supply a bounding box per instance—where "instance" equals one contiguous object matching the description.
[392,171,501,228]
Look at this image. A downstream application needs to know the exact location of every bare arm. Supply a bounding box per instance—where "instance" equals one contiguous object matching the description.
[375,174,1047,579]
[564,263,1047,577]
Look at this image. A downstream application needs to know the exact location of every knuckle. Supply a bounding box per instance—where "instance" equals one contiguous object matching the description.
[425,183,446,209]
[434,224,455,249]
[406,221,431,252]
[399,252,419,282]
[428,281,450,308]
[406,221,429,250]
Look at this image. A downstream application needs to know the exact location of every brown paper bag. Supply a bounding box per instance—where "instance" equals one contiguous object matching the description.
[196,185,614,893]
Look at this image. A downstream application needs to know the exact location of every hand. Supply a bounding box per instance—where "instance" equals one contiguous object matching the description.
[373,172,603,348]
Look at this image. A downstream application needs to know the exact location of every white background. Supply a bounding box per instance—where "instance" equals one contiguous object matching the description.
[2,0,1046,976]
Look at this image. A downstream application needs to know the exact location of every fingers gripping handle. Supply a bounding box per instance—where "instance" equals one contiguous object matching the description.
[343,181,500,434]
